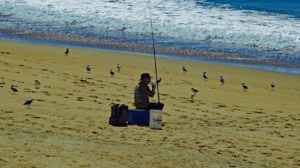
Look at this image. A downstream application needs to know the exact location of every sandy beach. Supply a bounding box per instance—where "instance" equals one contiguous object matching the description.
[0,40,300,167]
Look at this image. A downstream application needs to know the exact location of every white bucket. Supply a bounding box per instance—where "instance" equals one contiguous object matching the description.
[149,110,163,130]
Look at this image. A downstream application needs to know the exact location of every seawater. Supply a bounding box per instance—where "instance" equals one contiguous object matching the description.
[0,0,299,75]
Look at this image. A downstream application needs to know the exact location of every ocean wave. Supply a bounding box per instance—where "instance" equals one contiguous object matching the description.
[0,0,299,53]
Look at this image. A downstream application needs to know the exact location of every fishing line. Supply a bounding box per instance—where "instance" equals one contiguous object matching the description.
[148,0,160,103]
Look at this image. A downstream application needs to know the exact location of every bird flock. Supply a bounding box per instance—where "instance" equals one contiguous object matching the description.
[8,47,276,108]
[9,48,128,109]
[182,66,276,102]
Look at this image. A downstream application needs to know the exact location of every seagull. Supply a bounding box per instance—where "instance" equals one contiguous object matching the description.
[80,78,86,82]
[220,76,224,83]
[203,72,208,79]
[191,87,199,94]
[64,48,69,56]
[190,93,195,102]
[86,64,91,72]
[110,69,114,76]
[23,98,33,109]
[242,83,248,89]
[156,77,161,84]
[183,66,187,72]
[271,82,275,88]
[35,79,40,85]
[117,64,121,70]
[11,85,18,94]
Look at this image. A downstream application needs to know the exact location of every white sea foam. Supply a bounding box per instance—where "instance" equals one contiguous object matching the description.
[1,0,300,52]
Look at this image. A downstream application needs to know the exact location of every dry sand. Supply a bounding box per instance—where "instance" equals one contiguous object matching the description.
[0,40,300,168]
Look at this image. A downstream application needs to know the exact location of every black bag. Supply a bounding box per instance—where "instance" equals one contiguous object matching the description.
[109,104,128,126]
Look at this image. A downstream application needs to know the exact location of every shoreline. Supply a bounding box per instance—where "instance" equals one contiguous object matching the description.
[1,28,300,76]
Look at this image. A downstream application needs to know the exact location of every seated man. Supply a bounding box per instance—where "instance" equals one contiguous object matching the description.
[134,73,164,111]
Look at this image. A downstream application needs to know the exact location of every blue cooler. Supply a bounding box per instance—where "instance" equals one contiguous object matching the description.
[127,108,149,125]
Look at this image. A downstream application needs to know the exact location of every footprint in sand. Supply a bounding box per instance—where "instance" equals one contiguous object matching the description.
[41,91,50,96]
[218,104,226,108]
[182,80,192,85]
[164,112,171,116]
[252,111,264,114]
[88,95,98,98]
[23,88,31,92]
[180,115,188,119]
[0,82,5,88]
[77,97,84,101]
[160,93,170,96]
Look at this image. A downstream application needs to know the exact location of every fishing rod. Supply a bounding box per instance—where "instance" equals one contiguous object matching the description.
[148,0,160,103]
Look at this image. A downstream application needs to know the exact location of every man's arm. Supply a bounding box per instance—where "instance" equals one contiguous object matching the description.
[141,83,155,97]
[149,84,156,98]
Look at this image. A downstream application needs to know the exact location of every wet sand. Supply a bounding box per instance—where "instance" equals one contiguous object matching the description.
[1,28,300,69]
[0,40,300,167]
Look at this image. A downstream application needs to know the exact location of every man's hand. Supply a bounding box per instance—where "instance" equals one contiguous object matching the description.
[150,83,156,97]
[152,83,156,89]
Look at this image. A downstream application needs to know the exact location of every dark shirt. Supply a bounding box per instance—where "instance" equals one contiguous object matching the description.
[134,82,154,109]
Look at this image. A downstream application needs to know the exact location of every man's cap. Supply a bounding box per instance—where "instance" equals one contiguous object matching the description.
[140,73,152,80]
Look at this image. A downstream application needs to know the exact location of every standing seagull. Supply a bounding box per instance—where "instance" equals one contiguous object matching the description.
[190,93,195,102]
[11,85,18,94]
[35,79,40,85]
[203,72,208,79]
[64,48,69,56]
[117,64,121,71]
[183,66,187,72]
[191,87,199,95]
[80,78,86,82]
[220,76,224,84]
[86,64,91,72]
[156,77,162,84]
[23,98,33,109]
[242,83,248,89]
[110,69,114,76]
[271,82,275,88]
